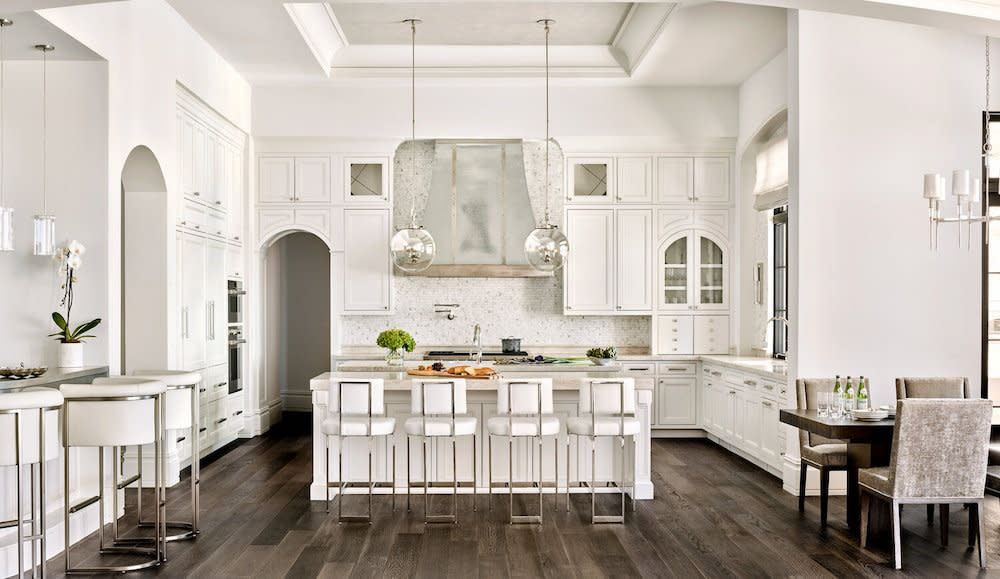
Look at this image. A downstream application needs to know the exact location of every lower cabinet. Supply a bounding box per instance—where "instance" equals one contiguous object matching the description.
[656,378,697,426]
[701,363,785,475]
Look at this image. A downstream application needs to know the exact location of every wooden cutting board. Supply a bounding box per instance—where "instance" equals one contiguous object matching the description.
[405,369,500,380]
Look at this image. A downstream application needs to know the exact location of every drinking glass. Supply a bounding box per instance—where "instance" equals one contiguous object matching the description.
[817,392,829,417]
[829,394,843,419]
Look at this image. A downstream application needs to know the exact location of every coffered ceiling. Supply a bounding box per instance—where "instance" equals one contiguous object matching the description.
[163,0,788,86]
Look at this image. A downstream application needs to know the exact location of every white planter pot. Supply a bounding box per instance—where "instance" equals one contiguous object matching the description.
[57,342,83,368]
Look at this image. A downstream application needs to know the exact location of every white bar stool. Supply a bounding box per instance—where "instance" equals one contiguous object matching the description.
[131,370,202,541]
[487,378,560,524]
[403,379,477,523]
[60,379,167,573]
[0,388,63,579]
[322,378,396,523]
[566,378,639,524]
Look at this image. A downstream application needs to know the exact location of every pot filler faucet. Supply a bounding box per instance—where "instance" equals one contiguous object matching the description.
[471,324,482,365]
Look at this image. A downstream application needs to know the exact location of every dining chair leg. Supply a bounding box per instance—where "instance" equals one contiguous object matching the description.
[940,504,950,546]
[819,468,830,527]
[488,435,493,512]
[969,502,977,547]
[798,462,807,513]
[977,499,987,569]
[891,500,902,570]
[391,442,396,513]
[859,491,870,548]
[406,436,411,513]
[926,504,934,526]
[472,434,477,513]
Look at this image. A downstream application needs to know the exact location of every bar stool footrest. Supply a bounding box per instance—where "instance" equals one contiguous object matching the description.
[69,495,100,514]
[116,474,141,489]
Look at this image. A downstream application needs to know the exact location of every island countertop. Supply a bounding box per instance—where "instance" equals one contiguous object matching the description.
[310,370,653,391]
[0,366,109,392]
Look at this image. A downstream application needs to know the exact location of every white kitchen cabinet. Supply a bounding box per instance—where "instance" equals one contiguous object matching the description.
[657,229,728,312]
[759,396,781,469]
[656,377,697,426]
[566,157,614,203]
[343,209,391,313]
[565,209,614,313]
[655,157,694,204]
[719,385,736,440]
[204,131,226,209]
[655,156,731,205]
[227,144,244,244]
[694,315,729,355]
[615,209,652,312]
[205,240,227,367]
[693,157,731,205]
[736,388,761,457]
[226,243,242,279]
[294,157,331,203]
[344,157,389,204]
[616,156,652,203]
[259,157,295,203]
[180,234,206,370]
[656,315,693,355]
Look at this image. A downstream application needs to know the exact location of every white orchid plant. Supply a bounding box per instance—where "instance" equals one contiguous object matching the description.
[49,240,101,343]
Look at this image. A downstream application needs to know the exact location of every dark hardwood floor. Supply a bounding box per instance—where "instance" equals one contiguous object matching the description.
[37,415,1000,578]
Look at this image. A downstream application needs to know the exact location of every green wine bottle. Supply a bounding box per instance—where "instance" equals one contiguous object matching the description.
[857,376,869,411]
[845,376,855,412]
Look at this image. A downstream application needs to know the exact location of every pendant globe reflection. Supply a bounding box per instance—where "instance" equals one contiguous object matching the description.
[390,227,435,273]
[524,225,568,272]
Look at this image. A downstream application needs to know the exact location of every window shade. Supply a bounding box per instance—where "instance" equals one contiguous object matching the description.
[753,122,788,212]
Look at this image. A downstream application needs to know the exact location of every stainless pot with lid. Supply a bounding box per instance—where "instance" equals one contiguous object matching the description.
[501,337,521,353]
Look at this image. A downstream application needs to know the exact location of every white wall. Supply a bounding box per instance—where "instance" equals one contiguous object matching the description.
[737,51,788,354]
[791,12,983,405]
[40,0,252,373]
[0,61,108,366]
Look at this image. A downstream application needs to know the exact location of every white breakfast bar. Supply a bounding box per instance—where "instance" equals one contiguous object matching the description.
[308,367,655,502]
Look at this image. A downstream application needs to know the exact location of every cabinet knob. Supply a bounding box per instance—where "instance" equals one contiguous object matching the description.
[616,305,622,310]
[215,201,222,206]
[193,192,200,197]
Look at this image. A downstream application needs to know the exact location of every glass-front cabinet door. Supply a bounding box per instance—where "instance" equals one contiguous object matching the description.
[695,233,728,310]
[659,233,691,310]
[566,156,614,203]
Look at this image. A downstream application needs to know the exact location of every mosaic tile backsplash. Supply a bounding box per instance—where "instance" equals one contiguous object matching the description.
[340,275,651,349]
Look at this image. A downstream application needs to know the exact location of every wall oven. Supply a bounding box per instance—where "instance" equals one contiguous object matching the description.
[228,280,245,324]
[228,327,244,394]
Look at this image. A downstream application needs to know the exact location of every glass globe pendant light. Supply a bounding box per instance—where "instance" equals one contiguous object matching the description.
[33,44,55,257]
[524,19,568,272]
[390,18,435,273]
[0,19,13,252]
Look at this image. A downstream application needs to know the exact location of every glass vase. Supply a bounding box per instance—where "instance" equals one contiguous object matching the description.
[386,348,404,366]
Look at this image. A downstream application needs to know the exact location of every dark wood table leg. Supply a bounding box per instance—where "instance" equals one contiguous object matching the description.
[847,440,891,533]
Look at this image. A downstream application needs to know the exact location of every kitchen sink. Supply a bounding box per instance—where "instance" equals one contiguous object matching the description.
[423,350,528,360]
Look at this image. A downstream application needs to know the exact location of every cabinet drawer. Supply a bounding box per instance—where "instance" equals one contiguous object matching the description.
[179,201,206,231]
[694,315,729,355]
[656,315,693,355]
[620,362,655,376]
[205,209,227,238]
[759,379,782,401]
[702,364,723,379]
[658,362,697,376]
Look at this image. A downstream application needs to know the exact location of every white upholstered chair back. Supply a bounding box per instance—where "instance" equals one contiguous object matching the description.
[328,379,385,417]
[887,398,991,499]
[578,378,636,416]
[0,388,64,465]
[133,370,202,430]
[61,379,165,448]
[411,379,468,415]
[497,378,553,416]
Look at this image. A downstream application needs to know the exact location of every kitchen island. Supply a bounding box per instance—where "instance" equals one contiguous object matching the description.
[308,366,655,502]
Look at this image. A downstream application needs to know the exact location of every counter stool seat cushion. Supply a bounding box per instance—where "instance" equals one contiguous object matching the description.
[566,416,640,437]
[322,416,396,437]
[859,466,892,495]
[0,389,63,465]
[487,415,560,437]
[404,416,477,437]
[61,380,166,447]
[132,370,202,387]
[987,466,1000,494]
[802,443,849,467]
[61,380,166,398]
[94,376,193,430]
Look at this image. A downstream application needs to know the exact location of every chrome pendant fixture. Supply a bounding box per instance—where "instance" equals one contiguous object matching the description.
[390,18,435,273]
[524,19,568,273]
[33,43,55,256]
[0,19,13,252]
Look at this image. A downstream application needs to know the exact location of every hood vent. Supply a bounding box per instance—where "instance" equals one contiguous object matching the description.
[394,139,563,277]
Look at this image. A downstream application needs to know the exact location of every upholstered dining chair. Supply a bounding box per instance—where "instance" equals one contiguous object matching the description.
[858,398,992,570]
[796,378,847,527]
[895,376,974,539]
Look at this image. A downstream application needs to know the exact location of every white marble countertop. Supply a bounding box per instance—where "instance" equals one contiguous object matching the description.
[310,370,653,391]
[334,360,621,373]
[0,366,109,392]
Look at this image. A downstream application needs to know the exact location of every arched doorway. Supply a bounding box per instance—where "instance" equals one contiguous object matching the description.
[261,230,331,415]
[120,146,168,373]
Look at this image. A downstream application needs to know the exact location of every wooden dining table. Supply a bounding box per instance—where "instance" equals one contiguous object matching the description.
[779,408,1000,533]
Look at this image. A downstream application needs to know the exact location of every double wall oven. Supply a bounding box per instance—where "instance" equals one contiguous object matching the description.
[227,280,245,394]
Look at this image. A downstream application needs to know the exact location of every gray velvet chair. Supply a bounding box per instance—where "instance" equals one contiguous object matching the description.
[796,378,848,526]
[858,398,992,570]
[895,376,974,538]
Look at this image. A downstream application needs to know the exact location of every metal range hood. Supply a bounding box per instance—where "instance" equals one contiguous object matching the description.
[393,139,563,278]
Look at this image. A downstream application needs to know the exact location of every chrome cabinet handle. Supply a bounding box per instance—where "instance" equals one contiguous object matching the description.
[217,417,227,424]
[667,367,687,372]
[762,401,773,408]
[744,380,757,386]
[763,383,774,390]
[215,382,227,389]
[712,371,721,377]
[215,201,221,205]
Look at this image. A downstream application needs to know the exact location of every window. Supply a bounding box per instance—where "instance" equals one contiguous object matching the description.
[773,207,788,359]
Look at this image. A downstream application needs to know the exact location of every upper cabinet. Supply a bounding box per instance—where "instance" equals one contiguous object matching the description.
[657,230,729,312]
[344,157,390,204]
[655,156,731,206]
[342,209,391,313]
[258,156,331,204]
[616,156,653,203]
[566,156,614,203]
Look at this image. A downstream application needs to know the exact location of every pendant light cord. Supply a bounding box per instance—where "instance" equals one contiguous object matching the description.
[0,21,6,208]
[543,20,551,226]
[986,37,993,165]
[410,18,417,229]
[38,45,49,216]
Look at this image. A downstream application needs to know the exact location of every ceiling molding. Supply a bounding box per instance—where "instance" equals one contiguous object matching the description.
[328,65,628,79]
[611,2,677,75]
[284,2,348,77]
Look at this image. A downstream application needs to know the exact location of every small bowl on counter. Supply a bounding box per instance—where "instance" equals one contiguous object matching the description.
[588,356,617,366]
[0,364,48,380]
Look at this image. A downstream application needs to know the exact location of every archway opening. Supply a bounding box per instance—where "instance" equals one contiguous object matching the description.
[263,230,331,414]
[120,145,168,373]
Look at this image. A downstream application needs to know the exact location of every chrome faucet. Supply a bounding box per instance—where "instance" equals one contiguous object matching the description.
[471,324,482,365]
[767,315,789,326]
